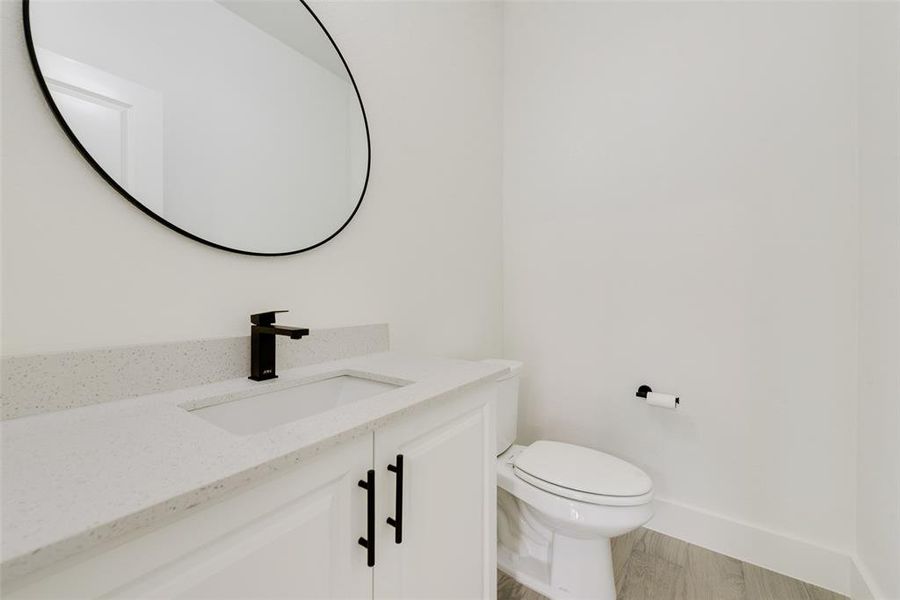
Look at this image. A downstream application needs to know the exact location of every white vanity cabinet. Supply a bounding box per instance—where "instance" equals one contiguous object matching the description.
[5,383,496,600]
[374,384,496,600]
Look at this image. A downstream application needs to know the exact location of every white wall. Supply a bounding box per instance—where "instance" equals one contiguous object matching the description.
[0,0,504,357]
[855,3,900,599]
[503,0,859,573]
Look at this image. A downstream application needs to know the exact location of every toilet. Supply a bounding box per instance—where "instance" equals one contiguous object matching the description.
[484,360,654,600]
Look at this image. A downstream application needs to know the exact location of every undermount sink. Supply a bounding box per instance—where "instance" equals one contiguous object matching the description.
[188,374,404,435]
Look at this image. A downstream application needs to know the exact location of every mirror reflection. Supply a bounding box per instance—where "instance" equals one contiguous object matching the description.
[28,0,370,255]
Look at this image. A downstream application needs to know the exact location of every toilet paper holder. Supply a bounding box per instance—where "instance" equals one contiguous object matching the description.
[636,385,680,405]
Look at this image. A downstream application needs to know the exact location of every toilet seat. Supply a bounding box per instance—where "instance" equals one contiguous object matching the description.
[513,441,653,507]
[497,446,653,536]
[513,468,653,506]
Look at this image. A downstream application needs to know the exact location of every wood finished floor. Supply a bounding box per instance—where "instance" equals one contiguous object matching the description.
[497,528,847,600]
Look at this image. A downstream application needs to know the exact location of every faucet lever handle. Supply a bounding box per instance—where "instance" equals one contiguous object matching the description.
[250,310,289,326]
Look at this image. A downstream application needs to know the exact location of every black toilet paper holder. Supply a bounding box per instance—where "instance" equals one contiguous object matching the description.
[636,385,680,405]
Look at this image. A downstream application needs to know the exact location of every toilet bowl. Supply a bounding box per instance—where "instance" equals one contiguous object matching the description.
[484,360,654,600]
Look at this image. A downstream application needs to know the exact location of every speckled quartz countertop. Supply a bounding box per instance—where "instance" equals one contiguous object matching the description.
[0,352,506,582]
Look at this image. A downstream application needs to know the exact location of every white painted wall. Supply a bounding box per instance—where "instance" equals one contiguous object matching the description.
[0,0,504,357]
[503,0,859,568]
[855,3,900,599]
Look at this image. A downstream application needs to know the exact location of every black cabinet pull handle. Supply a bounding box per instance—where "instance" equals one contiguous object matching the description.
[358,469,375,567]
[386,454,404,544]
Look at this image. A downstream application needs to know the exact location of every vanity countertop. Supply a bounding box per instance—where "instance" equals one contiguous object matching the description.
[0,352,506,582]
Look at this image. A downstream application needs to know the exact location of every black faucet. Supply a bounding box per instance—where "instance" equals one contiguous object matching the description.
[249,310,309,381]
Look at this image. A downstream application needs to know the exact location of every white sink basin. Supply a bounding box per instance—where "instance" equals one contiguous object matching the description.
[188,374,403,435]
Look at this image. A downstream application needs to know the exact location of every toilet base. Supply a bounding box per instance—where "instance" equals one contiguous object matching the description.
[553,533,615,599]
[498,533,615,600]
[498,487,617,600]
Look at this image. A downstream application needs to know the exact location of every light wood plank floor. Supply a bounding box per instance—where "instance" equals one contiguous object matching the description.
[497,528,847,600]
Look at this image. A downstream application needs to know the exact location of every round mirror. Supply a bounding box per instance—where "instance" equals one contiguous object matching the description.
[24,0,370,256]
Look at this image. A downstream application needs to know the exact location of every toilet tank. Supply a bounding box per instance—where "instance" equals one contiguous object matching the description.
[481,359,523,455]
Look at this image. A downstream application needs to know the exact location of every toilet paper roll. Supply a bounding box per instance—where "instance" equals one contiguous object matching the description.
[646,391,679,409]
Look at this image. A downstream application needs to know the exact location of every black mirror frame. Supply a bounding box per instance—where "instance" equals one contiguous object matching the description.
[22,0,371,257]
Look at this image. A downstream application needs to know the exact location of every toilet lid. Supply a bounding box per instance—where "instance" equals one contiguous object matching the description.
[513,440,652,498]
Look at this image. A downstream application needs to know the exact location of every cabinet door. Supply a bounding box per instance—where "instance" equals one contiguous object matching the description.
[6,435,373,600]
[374,383,496,600]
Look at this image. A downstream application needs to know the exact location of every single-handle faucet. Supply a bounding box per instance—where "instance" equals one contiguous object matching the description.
[249,310,309,381]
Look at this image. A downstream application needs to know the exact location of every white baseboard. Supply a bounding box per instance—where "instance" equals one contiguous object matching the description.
[851,555,893,600]
[645,497,851,596]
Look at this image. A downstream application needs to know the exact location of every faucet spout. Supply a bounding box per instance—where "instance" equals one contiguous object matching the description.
[254,325,309,340]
